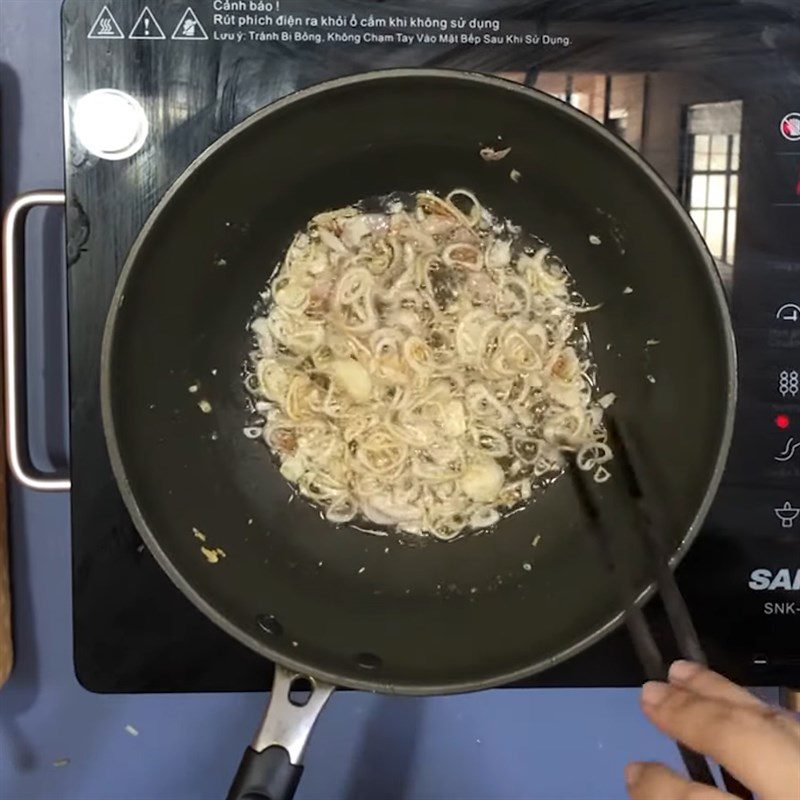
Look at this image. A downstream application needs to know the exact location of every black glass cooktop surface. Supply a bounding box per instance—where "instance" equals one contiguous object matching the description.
[63,0,800,692]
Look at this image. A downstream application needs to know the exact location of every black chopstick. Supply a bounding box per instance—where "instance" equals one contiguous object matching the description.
[567,418,753,800]
[602,418,751,800]
[605,417,707,666]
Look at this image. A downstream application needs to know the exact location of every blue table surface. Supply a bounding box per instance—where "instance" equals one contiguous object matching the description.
[0,2,777,798]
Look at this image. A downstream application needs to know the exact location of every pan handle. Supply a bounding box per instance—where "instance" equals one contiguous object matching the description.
[226,664,335,800]
[2,191,70,492]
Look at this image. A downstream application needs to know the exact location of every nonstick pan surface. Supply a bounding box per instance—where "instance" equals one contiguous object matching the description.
[101,70,735,695]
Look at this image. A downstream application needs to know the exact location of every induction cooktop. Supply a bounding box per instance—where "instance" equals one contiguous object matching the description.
[61,0,800,692]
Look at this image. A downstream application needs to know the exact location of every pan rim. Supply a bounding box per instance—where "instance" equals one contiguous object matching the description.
[100,67,737,695]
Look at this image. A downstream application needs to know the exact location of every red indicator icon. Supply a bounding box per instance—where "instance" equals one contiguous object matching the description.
[781,113,800,141]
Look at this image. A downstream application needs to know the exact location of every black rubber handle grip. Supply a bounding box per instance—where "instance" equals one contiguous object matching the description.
[226,746,303,800]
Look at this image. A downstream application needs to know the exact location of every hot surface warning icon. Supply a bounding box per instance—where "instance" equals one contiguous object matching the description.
[88,5,124,39]
[129,7,166,40]
[172,8,209,40]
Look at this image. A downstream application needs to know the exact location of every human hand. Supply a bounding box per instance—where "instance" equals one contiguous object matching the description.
[625,660,800,800]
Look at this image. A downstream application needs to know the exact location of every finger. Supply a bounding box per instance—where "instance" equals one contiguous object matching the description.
[626,761,733,800]
[667,661,764,709]
[641,681,800,799]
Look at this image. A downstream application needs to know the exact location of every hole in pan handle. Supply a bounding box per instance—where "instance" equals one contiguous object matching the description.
[2,191,70,492]
[226,664,335,800]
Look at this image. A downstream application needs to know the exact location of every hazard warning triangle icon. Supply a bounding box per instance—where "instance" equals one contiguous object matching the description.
[87,5,124,39]
[172,7,209,40]
[129,6,166,39]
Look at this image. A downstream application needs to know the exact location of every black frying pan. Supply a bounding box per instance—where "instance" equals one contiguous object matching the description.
[100,70,736,800]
